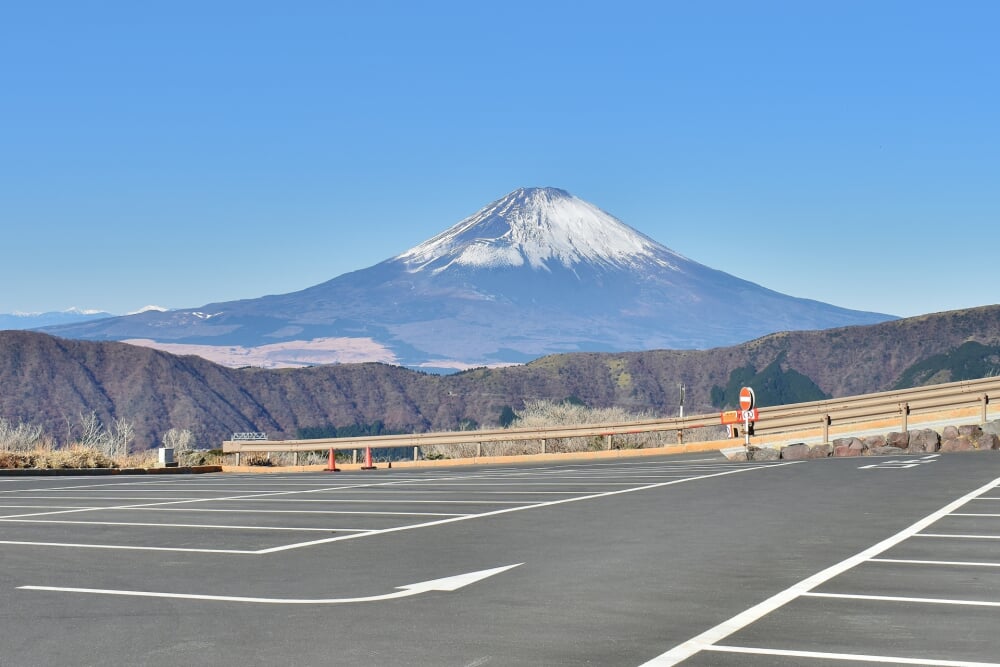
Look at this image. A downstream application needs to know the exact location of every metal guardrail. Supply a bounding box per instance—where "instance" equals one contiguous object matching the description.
[221,376,1000,465]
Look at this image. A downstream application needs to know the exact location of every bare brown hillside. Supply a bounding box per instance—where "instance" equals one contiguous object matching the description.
[2,305,998,449]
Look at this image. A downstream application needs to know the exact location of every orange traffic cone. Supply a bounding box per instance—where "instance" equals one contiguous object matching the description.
[325,448,339,472]
[361,446,376,470]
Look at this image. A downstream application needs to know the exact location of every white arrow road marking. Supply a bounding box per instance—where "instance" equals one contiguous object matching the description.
[19,563,521,605]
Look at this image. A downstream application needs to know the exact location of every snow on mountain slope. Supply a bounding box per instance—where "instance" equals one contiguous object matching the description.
[397,187,683,274]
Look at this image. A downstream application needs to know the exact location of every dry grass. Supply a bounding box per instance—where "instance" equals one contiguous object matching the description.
[176,448,227,467]
[236,450,330,467]
[0,416,225,469]
[0,445,118,469]
[0,441,220,470]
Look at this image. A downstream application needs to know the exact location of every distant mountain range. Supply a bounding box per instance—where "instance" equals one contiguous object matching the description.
[3,306,999,449]
[0,306,169,331]
[35,187,895,371]
[0,309,115,330]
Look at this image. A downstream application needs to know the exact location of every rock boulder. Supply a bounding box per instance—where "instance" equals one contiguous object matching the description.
[908,429,941,453]
[833,437,866,457]
[886,431,910,449]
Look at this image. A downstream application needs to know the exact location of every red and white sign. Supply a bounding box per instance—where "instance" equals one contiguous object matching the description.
[739,386,756,411]
[720,408,758,425]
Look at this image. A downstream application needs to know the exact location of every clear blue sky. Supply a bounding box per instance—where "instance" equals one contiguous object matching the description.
[2,1,997,318]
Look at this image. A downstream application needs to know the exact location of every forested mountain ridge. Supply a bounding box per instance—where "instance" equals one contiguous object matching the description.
[2,305,998,449]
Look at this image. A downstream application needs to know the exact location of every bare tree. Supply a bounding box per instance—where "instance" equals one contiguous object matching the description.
[162,428,194,451]
[0,418,46,452]
[110,417,134,459]
[62,412,74,446]
[77,412,107,449]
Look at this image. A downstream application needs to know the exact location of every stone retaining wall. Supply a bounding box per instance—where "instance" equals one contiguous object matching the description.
[726,420,1000,462]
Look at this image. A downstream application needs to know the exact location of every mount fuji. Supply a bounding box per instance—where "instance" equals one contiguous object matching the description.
[40,187,895,370]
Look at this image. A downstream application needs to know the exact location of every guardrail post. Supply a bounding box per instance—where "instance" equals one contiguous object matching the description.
[606,434,612,450]
[414,446,419,461]
[982,394,990,424]
[541,439,546,454]
[677,429,684,445]
[234,451,240,466]
[294,451,300,466]
[901,402,910,432]
[352,449,358,465]
[822,415,830,444]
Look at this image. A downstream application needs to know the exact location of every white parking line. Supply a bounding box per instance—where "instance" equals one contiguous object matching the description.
[0,518,372,532]
[397,481,662,486]
[301,489,598,494]
[0,505,463,516]
[804,591,1000,607]
[0,540,251,554]
[870,558,1000,568]
[128,508,466,516]
[220,499,530,504]
[704,644,1000,666]
[917,533,1000,540]
[639,476,1000,666]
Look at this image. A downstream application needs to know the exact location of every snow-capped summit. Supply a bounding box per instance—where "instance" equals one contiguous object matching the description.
[397,187,682,274]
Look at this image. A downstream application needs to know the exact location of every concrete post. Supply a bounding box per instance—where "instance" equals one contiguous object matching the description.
[158,447,177,468]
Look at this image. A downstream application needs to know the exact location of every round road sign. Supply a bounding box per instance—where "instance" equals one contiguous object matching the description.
[739,386,756,411]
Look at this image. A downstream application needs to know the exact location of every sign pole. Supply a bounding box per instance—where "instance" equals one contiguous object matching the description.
[738,387,755,458]
[719,387,759,460]
[744,411,751,452]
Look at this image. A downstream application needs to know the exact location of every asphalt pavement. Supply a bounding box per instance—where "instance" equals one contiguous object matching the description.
[1,451,999,666]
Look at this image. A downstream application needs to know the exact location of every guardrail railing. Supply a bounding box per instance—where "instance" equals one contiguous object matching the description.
[221,376,1000,465]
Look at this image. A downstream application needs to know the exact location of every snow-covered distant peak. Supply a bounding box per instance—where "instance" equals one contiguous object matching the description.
[128,305,169,315]
[396,187,687,274]
[65,306,110,315]
[11,307,113,317]
[0,307,116,330]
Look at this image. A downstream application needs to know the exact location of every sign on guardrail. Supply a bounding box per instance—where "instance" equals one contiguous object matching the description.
[231,432,268,441]
[720,409,758,425]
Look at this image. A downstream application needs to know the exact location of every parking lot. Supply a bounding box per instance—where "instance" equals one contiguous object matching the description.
[1,452,998,665]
